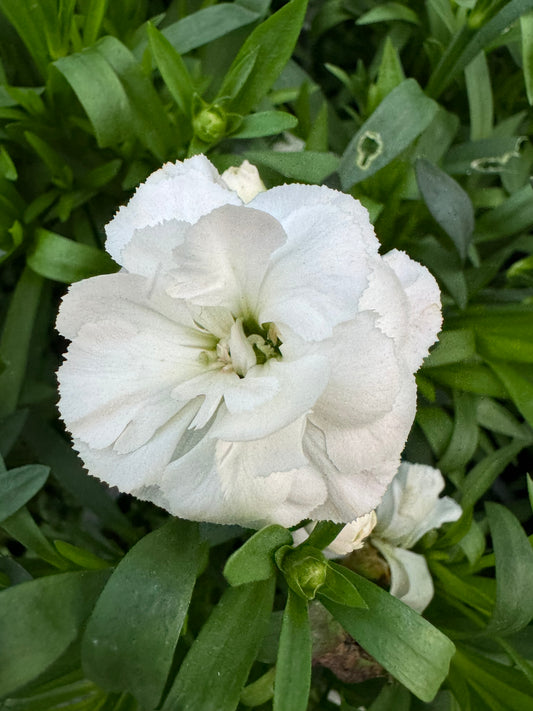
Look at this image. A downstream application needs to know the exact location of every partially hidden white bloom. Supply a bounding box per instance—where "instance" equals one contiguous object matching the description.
[56,156,442,529]
[292,511,377,558]
[221,160,266,203]
[316,463,462,612]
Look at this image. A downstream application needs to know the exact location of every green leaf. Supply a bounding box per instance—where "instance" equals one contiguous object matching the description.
[488,361,533,429]
[423,330,476,368]
[485,503,533,636]
[340,79,439,189]
[415,159,474,262]
[54,540,110,571]
[273,591,311,711]
[321,568,455,702]
[82,0,109,46]
[318,562,368,608]
[474,184,533,242]
[147,22,195,117]
[427,0,533,99]
[0,145,17,180]
[82,519,199,710]
[437,391,478,475]
[0,0,52,73]
[356,2,420,25]
[302,521,345,551]
[27,229,118,283]
[224,0,309,115]
[0,463,49,523]
[0,266,44,418]
[162,578,275,711]
[231,111,298,139]
[0,570,109,697]
[461,439,527,510]
[465,51,493,140]
[224,524,292,586]
[157,1,269,57]
[243,150,338,183]
[476,397,528,439]
[1,507,67,569]
[521,12,533,104]
[368,683,411,711]
[528,474,533,512]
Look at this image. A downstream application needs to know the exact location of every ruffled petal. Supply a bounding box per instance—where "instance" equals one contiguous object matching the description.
[120,219,189,279]
[375,463,461,549]
[211,354,330,441]
[166,205,287,316]
[257,202,376,341]
[383,250,442,371]
[372,539,435,613]
[105,155,241,266]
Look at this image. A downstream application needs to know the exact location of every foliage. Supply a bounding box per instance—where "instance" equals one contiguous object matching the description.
[0,1,533,709]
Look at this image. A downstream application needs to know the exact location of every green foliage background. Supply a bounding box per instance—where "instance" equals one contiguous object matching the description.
[1,1,533,709]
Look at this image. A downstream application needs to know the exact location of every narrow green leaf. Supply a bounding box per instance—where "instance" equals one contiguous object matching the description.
[527,474,533,512]
[162,578,275,711]
[437,391,478,474]
[231,111,298,139]
[488,361,533,428]
[0,570,109,697]
[340,79,439,189]
[83,0,109,46]
[1,507,67,569]
[521,12,533,104]
[356,2,420,25]
[0,0,51,73]
[27,229,118,283]
[218,48,259,102]
[158,1,269,57]
[224,524,292,586]
[461,439,527,510]
[416,159,474,262]
[423,330,476,368]
[0,146,17,180]
[485,503,533,636]
[321,569,455,702]
[465,51,493,140]
[427,0,533,99]
[82,519,199,710]
[54,540,110,570]
[224,0,309,115]
[0,464,49,523]
[476,398,528,439]
[147,22,195,117]
[303,521,345,551]
[273,591,311,711]
[243,150,338,183]
[318,562,368,608]
[240,668,276,707]
[0,266,44,418]
[368,683,411,711]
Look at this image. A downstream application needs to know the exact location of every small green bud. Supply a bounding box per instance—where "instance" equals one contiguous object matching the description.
[193,105,227,143]
[276,545,328,600]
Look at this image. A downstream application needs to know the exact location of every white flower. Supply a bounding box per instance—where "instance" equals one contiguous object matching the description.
[371,463,462,612]
[293,511,377,558]
[56,156,441,528]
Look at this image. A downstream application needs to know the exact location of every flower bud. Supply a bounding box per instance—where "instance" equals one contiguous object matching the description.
[277,545,328,600]
[193,105,227,143]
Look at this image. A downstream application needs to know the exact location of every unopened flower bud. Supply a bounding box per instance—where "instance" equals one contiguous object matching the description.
[277,545,328,600]
[193,105,227,143]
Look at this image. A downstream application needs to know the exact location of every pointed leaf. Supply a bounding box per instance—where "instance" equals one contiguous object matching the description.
[321,568,455,702]
[82,519,199,709]
[274,591,311,711]
[0,464,49,523]
[224,525,292,586]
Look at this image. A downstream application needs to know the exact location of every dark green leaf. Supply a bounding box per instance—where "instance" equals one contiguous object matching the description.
[485,503,533,636]
[147,22,195,117]
[243,150,338,183]
[356,2,420,25]
[416,159,474,261]
[224,524,292,586]
[54,540,110,570]
[224,0,309,115]
[1,507,68,569]
[318,562,368,608]
[82,519,199,709]
[27,229,118,283]
[0,570,109,697]
[0,463,49,523]
[339,79,438,189]
[302,521,345,551]
[474,184,533,241]
[273,591,311,711]
[437,391,478,475]
[488,361,533,429]
[522,13,533,105]
[321,569,455,702]
[0,267,44,418]
[423,330,476,368]
[465,52,493,140]
[162,578,275,711]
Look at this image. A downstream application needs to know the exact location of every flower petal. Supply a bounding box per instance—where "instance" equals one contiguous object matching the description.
[257,201,377,340]
[166,205,287,316]
[211,354,330,441]
[120,219,189,279]
[375,463,462,549]
[105,155,240,266]
[372,539,435,613]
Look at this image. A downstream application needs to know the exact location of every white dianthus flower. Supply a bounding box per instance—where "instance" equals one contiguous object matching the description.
[56,156,442,528]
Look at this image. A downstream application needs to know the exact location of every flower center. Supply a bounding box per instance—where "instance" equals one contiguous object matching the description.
[199,316,282,377]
